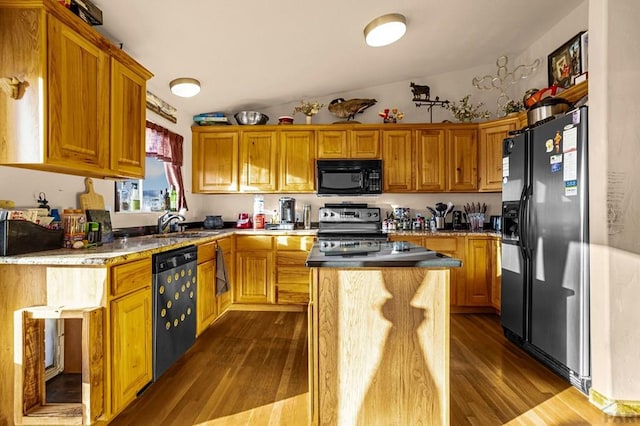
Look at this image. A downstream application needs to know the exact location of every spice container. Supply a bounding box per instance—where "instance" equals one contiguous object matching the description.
[62,209,86,248]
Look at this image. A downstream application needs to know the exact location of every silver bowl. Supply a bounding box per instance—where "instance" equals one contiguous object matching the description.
[234,111,269,125]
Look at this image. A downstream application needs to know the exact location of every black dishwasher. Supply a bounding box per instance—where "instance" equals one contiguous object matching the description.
[152,245,197,381]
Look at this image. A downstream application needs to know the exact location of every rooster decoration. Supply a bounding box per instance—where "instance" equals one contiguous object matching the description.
[328,98,377,122]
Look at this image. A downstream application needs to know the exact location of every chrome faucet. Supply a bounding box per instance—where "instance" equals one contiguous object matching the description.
[157,211,185,234]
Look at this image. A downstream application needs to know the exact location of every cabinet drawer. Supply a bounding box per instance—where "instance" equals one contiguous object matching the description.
[111,258,152,297]
[236,236,273,250]
[275,235,315,251]
[197,241,217,263]
[424,237,459,252]
[277,251,309,265]
[276,283,310,304]
[276,265,311,284]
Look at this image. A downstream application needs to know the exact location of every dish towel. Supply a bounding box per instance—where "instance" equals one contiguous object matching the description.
[215,246,230,296]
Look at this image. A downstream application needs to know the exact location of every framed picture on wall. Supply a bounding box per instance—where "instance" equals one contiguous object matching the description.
[547,32,585,88]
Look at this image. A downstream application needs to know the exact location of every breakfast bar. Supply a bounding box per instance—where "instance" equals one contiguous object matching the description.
[306,241,461,426]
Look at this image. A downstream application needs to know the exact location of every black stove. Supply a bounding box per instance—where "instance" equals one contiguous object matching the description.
[317,204,386,242]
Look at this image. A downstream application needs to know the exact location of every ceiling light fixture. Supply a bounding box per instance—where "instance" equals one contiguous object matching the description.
[169,78,201,97]
[364,13,407,47]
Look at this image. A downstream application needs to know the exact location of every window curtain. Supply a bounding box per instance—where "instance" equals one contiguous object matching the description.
[145,121,188,210]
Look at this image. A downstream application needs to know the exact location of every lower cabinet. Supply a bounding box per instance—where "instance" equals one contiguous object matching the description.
[196,241,218,336]
[110,286,152,413]
[235,236,274,304]
[389,234,500,310]
[275,235,314,304]
[110,258,152,414]
[217,236,235,312]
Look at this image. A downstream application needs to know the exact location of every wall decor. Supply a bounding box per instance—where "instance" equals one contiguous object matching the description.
[411,82,449,123]
[472,56,540,117]
[146,90,178,123]
[548,32,585,89]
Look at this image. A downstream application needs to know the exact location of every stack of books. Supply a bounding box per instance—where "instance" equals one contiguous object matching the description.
[193,112,230,125]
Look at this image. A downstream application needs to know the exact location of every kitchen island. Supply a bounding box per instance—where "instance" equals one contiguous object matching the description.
[306,241,461,425]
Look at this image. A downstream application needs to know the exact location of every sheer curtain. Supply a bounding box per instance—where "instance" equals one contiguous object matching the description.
[145,121,188,210]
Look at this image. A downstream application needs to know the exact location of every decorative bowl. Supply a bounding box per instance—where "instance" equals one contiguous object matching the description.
[278,115,294,125]
[234,111,269,125]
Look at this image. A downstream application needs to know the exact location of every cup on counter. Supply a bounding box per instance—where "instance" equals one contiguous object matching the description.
[469,213,485,231]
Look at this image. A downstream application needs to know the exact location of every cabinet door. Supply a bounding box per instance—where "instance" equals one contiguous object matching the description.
[196,258,217,336]
[279,130,316,192]
[317,130,348,158]
[217,237,235,313]
[240,131,278,192]
[351,130,380,158]
[464,237,492,306]
[47,17,109,172]
[235,250,274,304]
[490,238,502,311]
[415,129,446,192]
[424,236,462,305]
[111,287,152,412]
[479,120,516,192]
[192,131,239,193]
[110,59,147,178]
[382,129,413,192]
[447,129,478,191]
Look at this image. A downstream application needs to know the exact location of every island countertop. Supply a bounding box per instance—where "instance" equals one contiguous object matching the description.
[305,240,462,268]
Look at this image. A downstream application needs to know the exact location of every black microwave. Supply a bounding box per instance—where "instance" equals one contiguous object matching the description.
[316,159,383,196]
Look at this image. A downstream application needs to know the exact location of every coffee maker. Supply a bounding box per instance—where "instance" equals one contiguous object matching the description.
[278,197,296,230]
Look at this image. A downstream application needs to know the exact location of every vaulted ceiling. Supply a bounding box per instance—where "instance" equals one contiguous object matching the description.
[95,0,583,117]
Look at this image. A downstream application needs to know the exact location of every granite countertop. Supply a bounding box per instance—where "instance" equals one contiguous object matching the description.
[386,230,501,237]
[0,228,319,266]
[305,241,462,268]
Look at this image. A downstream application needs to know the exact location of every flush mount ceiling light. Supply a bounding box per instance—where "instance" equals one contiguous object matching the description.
[169,78,201,97]
[364,13,407,47]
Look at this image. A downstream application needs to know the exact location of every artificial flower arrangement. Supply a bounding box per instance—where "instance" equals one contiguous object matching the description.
[446,94,491,122]
[503,99,525,115]
[378,107,404,123]
[293,100,324,117]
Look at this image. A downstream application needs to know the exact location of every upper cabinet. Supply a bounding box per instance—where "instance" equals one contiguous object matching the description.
[316,128,380,159]
[446,128,478,192]
[0,1,152,179]
[192,130,240,192]
[478,117,518,192]
[240,131,278,192]
[279,130,316,192]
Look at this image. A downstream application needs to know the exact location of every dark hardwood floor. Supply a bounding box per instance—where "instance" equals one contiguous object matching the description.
[109,311,617,425]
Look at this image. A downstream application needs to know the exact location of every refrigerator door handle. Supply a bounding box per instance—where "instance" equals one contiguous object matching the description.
[518,184,529,260]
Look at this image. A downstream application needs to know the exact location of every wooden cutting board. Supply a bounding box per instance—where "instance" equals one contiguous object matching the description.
[80,177,105,211]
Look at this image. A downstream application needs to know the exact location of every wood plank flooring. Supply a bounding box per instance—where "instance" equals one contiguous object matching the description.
[110,311,617,425]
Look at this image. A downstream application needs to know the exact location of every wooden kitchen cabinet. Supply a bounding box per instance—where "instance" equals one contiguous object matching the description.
[463,237,493,306]
[279,130,316,192]
[196,241,218,335]
[110,58,148,178]
[235,236,274,304]
[275,235,314,304]
[192,130,240,192]
[478,117,517,192]
[217,236,235,313]
[316,128,380,158]
[424,236,463,306]
[447,128,478,191]
[415,128,447,191]
[240,131,278,192]
[110,258,152,413]
[382,129,414,192]
[0,1,152,179]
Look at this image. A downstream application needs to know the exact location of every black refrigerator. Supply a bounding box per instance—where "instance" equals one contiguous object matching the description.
[501,106,590,393]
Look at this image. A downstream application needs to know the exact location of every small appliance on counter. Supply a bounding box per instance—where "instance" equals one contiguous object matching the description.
[452,210,465,230]
[278,197,296,230]
[235,212,252,229]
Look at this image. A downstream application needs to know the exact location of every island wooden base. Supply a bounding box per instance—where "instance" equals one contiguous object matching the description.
[309,267,450,425]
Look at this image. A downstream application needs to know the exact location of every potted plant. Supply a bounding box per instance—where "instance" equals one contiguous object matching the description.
[503,100,525,116]
[445,95,491,122]
[293,100,324,124]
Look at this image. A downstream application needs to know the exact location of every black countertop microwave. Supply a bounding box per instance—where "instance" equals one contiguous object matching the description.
[316,159,383,196]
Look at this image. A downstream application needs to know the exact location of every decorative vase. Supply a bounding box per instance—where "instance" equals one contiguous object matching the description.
[305,115,313,125]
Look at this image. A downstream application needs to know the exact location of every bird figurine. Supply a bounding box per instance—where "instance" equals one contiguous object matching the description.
[328,98,377,122]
